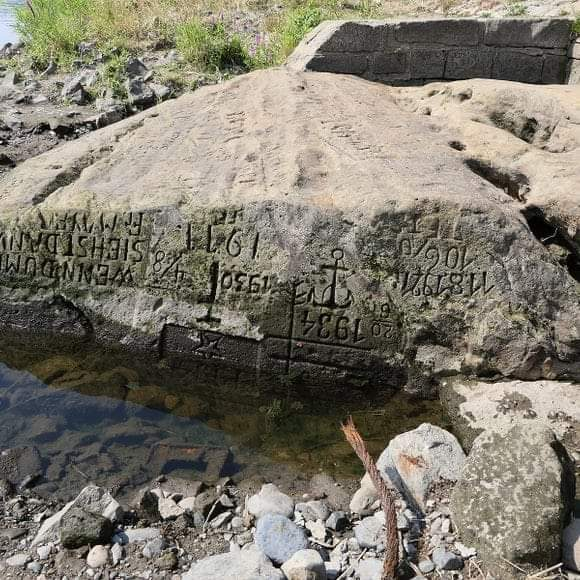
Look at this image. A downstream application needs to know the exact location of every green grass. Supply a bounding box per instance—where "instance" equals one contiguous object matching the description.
[573,17,580,35]
[176,18,250,72]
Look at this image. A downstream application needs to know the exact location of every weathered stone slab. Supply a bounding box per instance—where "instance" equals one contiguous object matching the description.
[445,48,493,79]
[0,69,578,387]
[409,49,446,78]
[393,19,483,46]
[492,50,543,83]
[306,53,368,75]
[541,55,568,84]
[484,18,573,49]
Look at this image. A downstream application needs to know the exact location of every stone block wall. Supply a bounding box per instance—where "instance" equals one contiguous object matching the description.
[287,18,578,85]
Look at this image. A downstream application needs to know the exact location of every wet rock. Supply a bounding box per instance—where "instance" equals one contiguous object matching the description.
[376,424,465,509]
[86,544,110,568]
[255,513,309,565]
[6,553,31,567]
[310,474,350,511]
[452,423,575,576]
[281,549,326,580]
[0,446,43,486]
[354,516,383,549]
[183,543,284,580]
[432,547,463,571]
[60,507,114,549]
[248,483,294,519]
[563,518,580,572]
[132,488,160,520]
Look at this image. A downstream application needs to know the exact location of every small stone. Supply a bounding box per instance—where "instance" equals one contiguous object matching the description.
[432,547,463,571]
[305,519,326,541]
[247,483,294,519]
[357,557,383,580]
[36,545,52,560]
[210,511,232,528]
[418,559,435,573]
[132,488,160,520]
[143,537,165,559]
[125,78,155,107]
[397,513,409,531]
[87,545,109,568]
[281,549,326,580]
[155,551,178,571]
[178,496,197,511]
[6,553,31,567]
[231,516,244,531]
[125,57,148,77]
[326,510,348,532]
[255,513,309,564]
[325,559,341,580]
[354,516,383,549]
[158,497,185,520]
[296,500,330,522]
[0,527,27,540]
[111,542,123,565]
[27,561,43,574]
[112,527,161,544]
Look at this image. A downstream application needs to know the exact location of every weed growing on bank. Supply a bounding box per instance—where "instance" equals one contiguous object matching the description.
[10,0,380,73]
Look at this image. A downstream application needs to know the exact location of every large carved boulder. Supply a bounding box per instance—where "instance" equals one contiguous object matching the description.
[0,69,578,389]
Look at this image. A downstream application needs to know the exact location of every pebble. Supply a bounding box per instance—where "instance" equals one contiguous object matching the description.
[210,511,232,529]
[112,528,162,544]
[432,547,463,571]
[27,561,43,574]
[247,483,294,519]
[326,510,348,532]
[6,553,31,567]
[158,497,185,520]
[354,516,383,549]
[37,544,52,560]
[87,545,110,568]
[255,513,308,564]
[305,519,327,541]
[418,559,436,573]
[143,537,165,559]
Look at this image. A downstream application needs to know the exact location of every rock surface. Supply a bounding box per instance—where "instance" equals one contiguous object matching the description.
[281,549,326,580]
[59,506,114,548]
[255,513,309,564]
[376,423,465,509]
[0,69,578,387]
[564,518,580,573]
[451,423,575,576]
[247,483,294,519]
[183,544,284,580]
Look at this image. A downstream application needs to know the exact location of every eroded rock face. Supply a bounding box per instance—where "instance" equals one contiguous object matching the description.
[0,69,578,388]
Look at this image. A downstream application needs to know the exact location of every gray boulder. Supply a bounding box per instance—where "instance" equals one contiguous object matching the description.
[451,423,575,576]
[255,513,309,565]
[60,506,114,548]
[376,423,465,509]
[126,78,155,107]
[354,516,383,549]
[0,69,579,386]
[183,544,284,580]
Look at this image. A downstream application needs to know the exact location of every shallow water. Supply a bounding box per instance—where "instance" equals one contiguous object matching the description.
[0,334,452,501]
[0,0,23,45]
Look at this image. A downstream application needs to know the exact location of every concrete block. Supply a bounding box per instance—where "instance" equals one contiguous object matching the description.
[568,61,580,84]
[393,19,483,46]
[445,48,494,79]
[492,50,543,83]
[541,54,568,83]
[319,21,388,53]
[484,18,573,48]
[305,53,369,75]
[409,49,447,78]
[368,51,408,76]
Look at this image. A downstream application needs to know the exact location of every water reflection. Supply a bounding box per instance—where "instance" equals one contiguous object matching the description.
[0,0,23,45]
[0,334,452,501]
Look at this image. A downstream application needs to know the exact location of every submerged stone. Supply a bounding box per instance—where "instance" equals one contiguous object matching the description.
[0,69,578,388]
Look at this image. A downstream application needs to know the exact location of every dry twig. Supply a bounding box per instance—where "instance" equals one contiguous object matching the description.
[341,416,399,580]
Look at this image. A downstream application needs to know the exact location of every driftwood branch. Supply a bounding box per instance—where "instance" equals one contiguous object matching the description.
[341,416,399,580]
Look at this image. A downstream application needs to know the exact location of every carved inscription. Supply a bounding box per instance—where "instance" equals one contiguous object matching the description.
[0,211,150,287]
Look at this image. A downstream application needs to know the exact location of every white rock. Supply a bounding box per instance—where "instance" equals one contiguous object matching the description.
[354,517,383,549]
[36,545,52,561]
[111,542,124,565]
[349,486,378,516]
[247,484,294,519]
[281,549,326,580]
[87,545,109,568]
[564,518,580,572]
[6,553,31,567]
[112,527,162,544]
[158,497,185,520]
[305,519,326,541]
[376,423,465,508]
[211,512,233,529]
[178,497,197,511]
[356,557,383,580]
[183,543,284,580]
[325,559,341,580]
